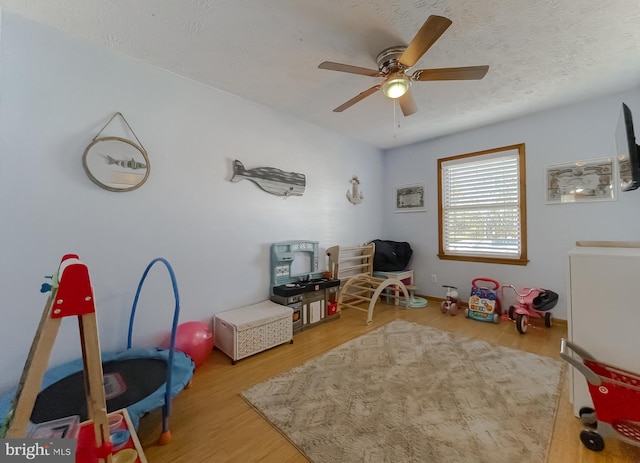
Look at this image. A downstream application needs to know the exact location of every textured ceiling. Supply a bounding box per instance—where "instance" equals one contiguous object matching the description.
[2,0,640,149]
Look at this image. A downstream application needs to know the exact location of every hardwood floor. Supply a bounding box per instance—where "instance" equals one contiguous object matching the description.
[136,301,640,462]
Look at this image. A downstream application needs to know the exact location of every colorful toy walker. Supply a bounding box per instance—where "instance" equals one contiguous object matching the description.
[502,285,558,334]
[466,278,501,324]
[560,339,640,452]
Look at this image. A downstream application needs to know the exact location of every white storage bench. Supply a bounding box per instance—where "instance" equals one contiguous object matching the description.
[213,300,293,364]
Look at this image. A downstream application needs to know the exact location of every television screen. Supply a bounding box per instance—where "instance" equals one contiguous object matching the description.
[616,103,640,191]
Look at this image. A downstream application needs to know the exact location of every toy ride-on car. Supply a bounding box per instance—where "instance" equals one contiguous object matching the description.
[503,285,559,334]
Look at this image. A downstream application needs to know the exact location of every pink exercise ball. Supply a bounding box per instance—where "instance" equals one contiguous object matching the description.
[161,321,214,368]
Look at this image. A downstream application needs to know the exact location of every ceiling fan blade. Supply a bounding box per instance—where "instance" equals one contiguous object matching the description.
[318,61,382,77]
[412,65,489,81]
[333,85,381,112]
[399,15,452,67]
[399,90,418,116]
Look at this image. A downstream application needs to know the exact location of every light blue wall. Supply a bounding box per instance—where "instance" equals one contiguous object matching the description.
[0,12,385,394]
[382,88,640,320]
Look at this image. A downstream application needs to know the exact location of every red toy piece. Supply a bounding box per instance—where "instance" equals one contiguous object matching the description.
[51,254,96,318]
[561,339,640,452]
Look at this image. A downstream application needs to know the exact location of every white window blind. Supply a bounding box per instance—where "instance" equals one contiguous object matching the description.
[441,152,521,258]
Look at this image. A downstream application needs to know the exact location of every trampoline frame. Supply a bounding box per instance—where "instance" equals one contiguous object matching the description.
[127,257,188,442]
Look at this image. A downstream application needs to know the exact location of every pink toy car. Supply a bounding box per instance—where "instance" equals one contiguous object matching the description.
[502,285,558,334]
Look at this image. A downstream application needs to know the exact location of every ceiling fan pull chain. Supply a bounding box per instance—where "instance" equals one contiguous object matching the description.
[393,100,399,138]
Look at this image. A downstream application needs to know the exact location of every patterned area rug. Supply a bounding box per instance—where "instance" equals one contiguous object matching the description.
[242,320,564,463]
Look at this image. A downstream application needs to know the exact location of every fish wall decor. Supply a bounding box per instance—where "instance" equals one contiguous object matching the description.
[102,154,147,170]
[230,159,306,197]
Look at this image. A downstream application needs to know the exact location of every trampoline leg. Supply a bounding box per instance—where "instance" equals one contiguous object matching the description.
[158,410,172,445]
[158,429,172,445]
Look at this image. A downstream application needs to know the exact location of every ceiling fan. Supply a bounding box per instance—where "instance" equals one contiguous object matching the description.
[318,15,489,116]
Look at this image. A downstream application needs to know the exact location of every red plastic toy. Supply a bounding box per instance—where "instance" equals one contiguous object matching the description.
[561,339,640,452]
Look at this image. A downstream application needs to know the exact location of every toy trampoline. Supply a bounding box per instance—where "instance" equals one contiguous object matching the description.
[0,258,194,441]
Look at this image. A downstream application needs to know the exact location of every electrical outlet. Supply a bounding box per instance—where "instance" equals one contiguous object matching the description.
[431,274,437,283]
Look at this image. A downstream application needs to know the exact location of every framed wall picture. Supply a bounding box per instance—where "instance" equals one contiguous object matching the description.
[83,113,150,192]
[83,137,150,192]
[394,183,426,212]
[545,157,616,204]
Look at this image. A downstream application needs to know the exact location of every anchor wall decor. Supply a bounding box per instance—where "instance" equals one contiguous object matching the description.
[346,175,364,205]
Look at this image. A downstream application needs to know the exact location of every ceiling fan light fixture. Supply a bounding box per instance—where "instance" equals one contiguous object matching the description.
[318,16,488,113]
[382,74,410,99]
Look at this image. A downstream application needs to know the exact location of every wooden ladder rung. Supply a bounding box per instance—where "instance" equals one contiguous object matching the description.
[340,302,368,312]
[340,272,370,280]
[340,246,373,252]
[347,283,377,292]
[353,276,384,283]
[342,293,373,303]
[341,292,371,301]
[339,263,371,272]
[339,254,373,261]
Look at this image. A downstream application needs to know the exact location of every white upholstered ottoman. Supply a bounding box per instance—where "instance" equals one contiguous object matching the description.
[213,300,293,364]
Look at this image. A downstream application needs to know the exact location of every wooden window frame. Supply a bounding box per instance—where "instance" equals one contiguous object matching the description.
[437,143,528,266]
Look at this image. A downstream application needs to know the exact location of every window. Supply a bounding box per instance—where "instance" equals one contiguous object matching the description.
[438,143,528,265]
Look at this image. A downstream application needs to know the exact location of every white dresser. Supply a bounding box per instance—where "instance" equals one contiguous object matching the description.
[567,245,640,416]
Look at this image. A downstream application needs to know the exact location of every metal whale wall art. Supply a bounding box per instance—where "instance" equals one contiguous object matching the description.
[230,159,306,197]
